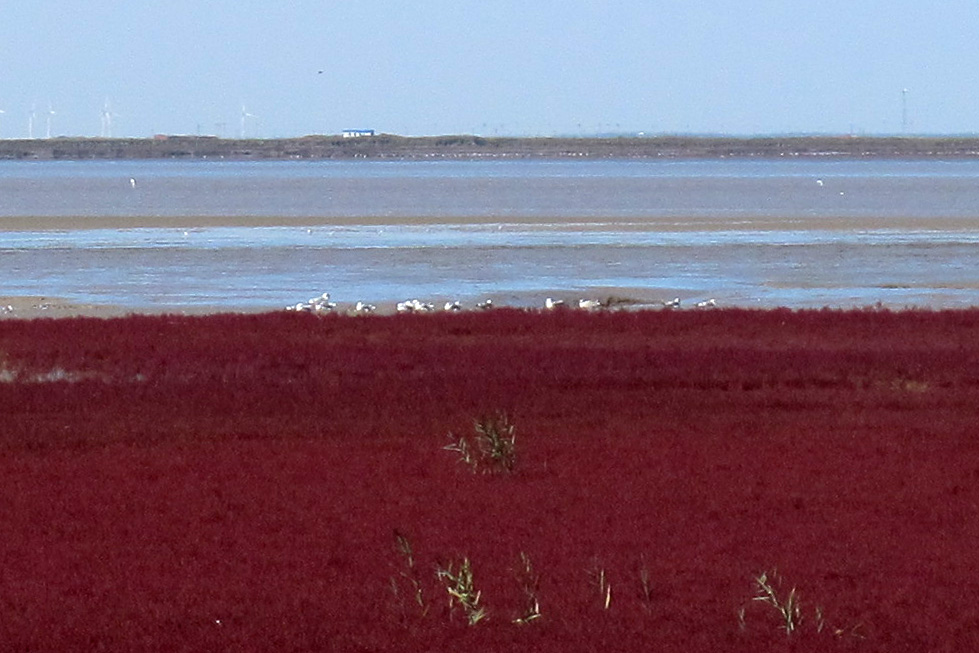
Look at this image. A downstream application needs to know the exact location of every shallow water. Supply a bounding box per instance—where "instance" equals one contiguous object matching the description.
[1,159,978,309]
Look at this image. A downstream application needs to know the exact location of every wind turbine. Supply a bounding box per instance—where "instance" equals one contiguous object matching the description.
[45,103,55,139]
[240,105,256,138]
[100,98,115,138]
[28,104,36,139]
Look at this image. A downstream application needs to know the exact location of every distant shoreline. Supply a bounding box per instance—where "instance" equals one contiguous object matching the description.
[3,134,979,161]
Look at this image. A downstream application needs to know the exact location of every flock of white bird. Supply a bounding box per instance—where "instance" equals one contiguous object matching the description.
[285,293,717,314]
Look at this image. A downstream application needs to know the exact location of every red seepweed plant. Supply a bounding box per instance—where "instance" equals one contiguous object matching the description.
[0,308,975,650]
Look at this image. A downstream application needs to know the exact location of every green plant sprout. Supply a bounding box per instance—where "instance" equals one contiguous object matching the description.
[436,556,487,625]
[444,412,517,474]
[512,552,543,625]
[389,530,428,619]
[588,559,612,610]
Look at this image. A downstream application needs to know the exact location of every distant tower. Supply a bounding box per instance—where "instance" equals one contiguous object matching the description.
[28,104,36,139]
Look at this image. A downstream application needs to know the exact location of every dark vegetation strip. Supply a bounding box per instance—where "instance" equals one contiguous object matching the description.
[4,134,979,160]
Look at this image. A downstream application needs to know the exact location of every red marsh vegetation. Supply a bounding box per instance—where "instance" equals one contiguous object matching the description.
[0,308,977,651]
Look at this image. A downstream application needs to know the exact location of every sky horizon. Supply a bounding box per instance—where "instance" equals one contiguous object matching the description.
[2,1,978,140]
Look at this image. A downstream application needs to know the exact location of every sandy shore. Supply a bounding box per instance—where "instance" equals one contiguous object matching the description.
[0,287,682,320]
[0,296,246,320]
[0,296,306,320]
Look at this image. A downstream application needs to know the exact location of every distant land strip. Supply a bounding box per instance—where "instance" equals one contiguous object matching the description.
[3,134,979,161]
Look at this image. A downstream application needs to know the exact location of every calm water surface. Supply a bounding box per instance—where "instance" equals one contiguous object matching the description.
[1,158,978,309]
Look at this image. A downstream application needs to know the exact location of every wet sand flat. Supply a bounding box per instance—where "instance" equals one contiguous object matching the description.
[4,213,979,232]
[4,211,979,317]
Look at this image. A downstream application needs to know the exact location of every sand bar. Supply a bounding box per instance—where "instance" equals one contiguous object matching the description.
[4,213,979,232]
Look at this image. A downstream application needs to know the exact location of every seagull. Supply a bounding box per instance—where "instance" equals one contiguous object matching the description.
[398,299,433,313]
[815,179,823,186]
[578,299,602,310]
[663,297,681,309]
[444,300,462,311]
[476,299,494,310]
[544,297,565,310]
[695,298,717,308]
[354,301,376,313]
[129,178,136,188]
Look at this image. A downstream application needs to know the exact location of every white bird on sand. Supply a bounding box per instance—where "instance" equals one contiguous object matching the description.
[307,293,335,311]
[663,297,681,309]
[444,300,462,311]
[476,299,494,310]
[354,301,376,313]
[816,179,824,187]
[544,297,565,310]
[129,178,136,188]
[578,298,602,310]
[398,299,434,313]
[695,298,717,309]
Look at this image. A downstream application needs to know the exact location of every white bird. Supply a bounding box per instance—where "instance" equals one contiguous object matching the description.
[816,179,824,186]
[695,298,717,309]
[398,299,433,313]
[663,297,681,309]
[476,299,494,310]
[129,178,136,188]
[544,297,565,310]
[354,301,376,313]
[444,300,462,311]
[578,299,602,310]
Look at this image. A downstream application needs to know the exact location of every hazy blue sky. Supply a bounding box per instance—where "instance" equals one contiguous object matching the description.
[2,1,978,138]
